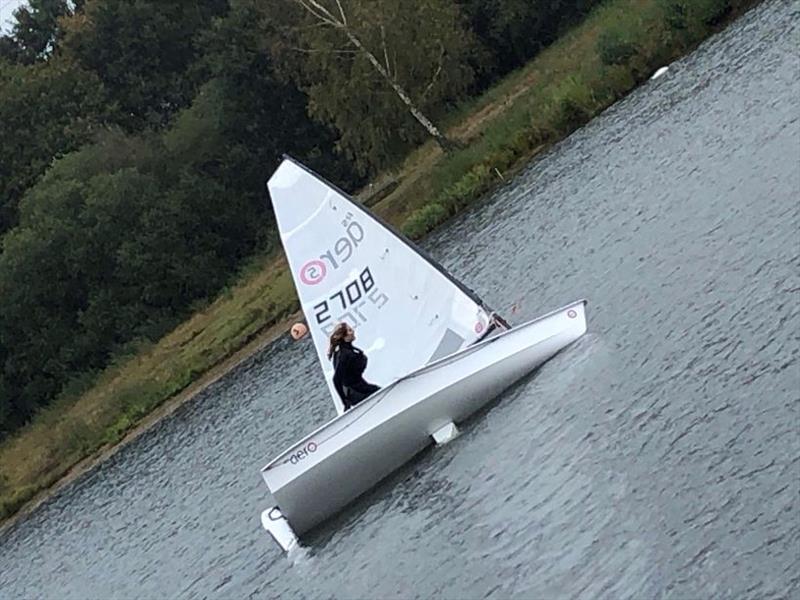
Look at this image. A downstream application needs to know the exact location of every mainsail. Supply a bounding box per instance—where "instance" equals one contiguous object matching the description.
[267,157,498,414]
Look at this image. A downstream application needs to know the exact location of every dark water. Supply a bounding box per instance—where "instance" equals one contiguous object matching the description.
[2,1,799,598]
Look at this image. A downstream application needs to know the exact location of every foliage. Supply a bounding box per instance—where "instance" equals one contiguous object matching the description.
[457,0,604,84]
[59,0,228,131]
[598,26,641,66]
[0,0,76,64]
[274,0,481,173]
[400,0,759,240]
[660,0,732,32]
[0,131,264,427]
[0,57,106,235]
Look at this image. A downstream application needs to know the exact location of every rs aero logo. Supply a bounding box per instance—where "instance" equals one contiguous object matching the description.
[299,213,364,285]
[288,441,317,465]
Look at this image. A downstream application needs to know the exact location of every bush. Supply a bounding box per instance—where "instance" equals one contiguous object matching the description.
[402,203,449,239]
[61,417,96,455]
[660,0,690,30]
[660,0,731,32]
[596,65,638,103]
[440,165,492,214]
[549,76,600,129]
[694,0,732,25]
[598,28,641,65]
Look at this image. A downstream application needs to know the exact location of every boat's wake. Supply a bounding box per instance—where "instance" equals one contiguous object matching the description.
[286,543,313,567]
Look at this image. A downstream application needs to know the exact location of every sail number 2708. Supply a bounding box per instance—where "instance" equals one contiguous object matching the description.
[313,267,388,333]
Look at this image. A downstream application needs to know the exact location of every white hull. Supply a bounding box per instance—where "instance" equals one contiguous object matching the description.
[260,299,587,545]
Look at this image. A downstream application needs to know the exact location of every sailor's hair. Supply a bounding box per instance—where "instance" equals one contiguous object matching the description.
[327,322,350,359]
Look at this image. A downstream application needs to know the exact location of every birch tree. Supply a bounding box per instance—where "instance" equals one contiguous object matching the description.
[279,0,479,170]
[290,0,456,151]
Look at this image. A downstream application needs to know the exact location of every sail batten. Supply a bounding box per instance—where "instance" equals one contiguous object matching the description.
[268,156,495,415]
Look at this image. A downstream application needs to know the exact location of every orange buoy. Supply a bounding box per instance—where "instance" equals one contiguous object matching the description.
[290,322,308,340]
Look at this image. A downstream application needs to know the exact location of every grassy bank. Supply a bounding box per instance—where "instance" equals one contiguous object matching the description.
[0,0,760,524]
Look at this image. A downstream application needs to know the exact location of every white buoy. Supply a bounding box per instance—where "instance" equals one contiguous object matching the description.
[651,66,670,80]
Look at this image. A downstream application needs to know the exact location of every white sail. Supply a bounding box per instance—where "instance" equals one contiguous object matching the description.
[267,157,495,414]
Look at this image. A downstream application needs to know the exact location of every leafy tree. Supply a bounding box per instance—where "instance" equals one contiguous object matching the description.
[0,36,22,63]
[0,0,76,64]
[0,187,90,423]
[0,1,362,430]
[0,57,107,235]
[0,125,277,425]
[191,0,361,201]
[60,0,228,131]
[273,0,480,172]
[289,0,458,153]
[458,0,602,80]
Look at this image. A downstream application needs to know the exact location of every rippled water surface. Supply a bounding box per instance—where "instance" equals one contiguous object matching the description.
[2,2,799,598]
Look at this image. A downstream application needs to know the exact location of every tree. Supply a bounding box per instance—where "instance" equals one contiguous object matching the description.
[0,57,107,235]
[187,0,361,207]
[290,0,455,152]
[277,0,479,171]
[0,185,92,422]
[0,130,262,425]
[1,0,75,64]
[457,0,603,78]
[60,0,228,131]
[0,0,364,432]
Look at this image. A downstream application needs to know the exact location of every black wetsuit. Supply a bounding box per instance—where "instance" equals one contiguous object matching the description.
[332,342,380,410]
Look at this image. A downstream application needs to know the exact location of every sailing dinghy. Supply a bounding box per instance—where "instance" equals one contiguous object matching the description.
[260,157,588,551]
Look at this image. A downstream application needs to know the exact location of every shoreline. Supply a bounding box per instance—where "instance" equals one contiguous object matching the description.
[0,311,300,534]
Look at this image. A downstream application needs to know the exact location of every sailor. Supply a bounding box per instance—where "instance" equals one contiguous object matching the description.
[327,323,380,410]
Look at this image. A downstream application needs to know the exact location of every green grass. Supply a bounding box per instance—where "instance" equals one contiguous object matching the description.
[0,0,760,524]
